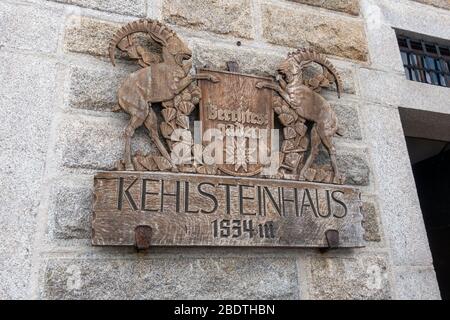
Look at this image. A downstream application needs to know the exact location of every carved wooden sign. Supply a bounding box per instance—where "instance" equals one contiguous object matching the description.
[92,172,363,247]
[91,18,365,249]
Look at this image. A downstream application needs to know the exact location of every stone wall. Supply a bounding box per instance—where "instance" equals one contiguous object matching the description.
[0,0,447,299]
[412,0,450,10]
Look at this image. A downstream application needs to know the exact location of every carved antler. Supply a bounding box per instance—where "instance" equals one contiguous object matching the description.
[289,48,343,98]
[108,19,176,66]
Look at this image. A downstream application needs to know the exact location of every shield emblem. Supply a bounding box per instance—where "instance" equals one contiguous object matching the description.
[198,69,274,176]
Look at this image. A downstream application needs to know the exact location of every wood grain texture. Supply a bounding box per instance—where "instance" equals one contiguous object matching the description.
[92,171,364,247]
[198,69,274,177]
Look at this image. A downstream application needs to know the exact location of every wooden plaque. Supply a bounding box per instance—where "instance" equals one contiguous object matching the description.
[92,171,364,248]
[198,69,274,177]
[97,19,366,249]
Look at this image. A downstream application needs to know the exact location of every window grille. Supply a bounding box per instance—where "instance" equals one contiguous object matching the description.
[397,35,450,87]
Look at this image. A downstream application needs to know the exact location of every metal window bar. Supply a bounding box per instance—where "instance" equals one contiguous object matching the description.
[397,35,450,88]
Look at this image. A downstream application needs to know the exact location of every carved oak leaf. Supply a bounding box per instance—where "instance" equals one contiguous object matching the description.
[178,101,195,115]
[160,122,174,139]
[162,107,177,123]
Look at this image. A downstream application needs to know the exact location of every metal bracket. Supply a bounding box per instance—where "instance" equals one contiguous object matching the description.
[326,229,339,248]
[134,225,152,251]
[226,61,240,72]
[319,229,339,253]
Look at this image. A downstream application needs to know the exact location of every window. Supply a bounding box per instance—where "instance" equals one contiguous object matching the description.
[397,34,450,87]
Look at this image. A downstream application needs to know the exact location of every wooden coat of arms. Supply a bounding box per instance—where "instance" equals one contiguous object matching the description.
[92,19,364,249]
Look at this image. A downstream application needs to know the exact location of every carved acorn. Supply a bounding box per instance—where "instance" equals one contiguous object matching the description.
[190,86,201,105]
[173,94,182,107]
[191,96,200,105]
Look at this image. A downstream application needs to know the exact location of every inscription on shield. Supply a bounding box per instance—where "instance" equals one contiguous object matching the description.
[198,69,274,176]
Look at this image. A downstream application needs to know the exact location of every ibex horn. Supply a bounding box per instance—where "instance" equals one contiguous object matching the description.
[291,48,343,98]
[108,19,175,66]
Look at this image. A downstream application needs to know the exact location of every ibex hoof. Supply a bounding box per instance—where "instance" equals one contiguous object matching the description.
[333,174,345,185]
[255,81,265,89]
[210,75,220,83]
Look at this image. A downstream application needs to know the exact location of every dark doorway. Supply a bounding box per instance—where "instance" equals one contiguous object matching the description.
[405,136,450,300]
[400,107,450,300]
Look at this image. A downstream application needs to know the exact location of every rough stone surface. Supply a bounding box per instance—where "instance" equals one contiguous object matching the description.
[64,16,120,57]
[305,63,357,95]
[316,148,370,186]
[262,4,368,61]
[360,105,433,266]
[309,254,392,299]
[0,255,31,299]
[337,152,370,186]
[191,39,285,77]
[0,0,443,300]
[191,39,356,94]
[55,115,154,171]
[48,179,93,239]
[394,267,441,299]
[64,15,183,60]
[361,201,381,242]
[358,69,405,107]
[331,67,357,95]
[162,0,254,39]
[0,51,58,298]
[49,0,146,16]
[412,0,450,10]
[332,100,362,140]
[360,2,405,73]
[289,0,360,15]
[377,0,450,41]
[41,257,299,299]
[68,63,138,111]
[0,2,62,53]
[358,68,450,115]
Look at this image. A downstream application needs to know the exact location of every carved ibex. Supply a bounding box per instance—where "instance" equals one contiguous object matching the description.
[109,19,217,170]
[257,48,344,183]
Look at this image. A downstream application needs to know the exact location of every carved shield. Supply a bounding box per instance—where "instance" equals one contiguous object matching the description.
[198,69,274,176]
